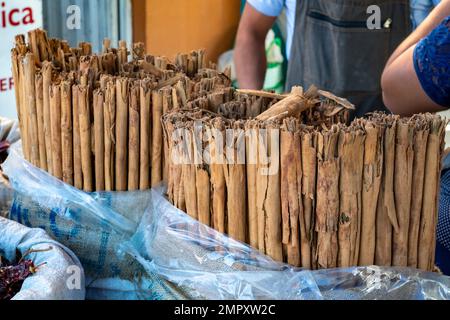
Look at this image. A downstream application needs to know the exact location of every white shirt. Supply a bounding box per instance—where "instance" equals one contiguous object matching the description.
[247,0,439,60]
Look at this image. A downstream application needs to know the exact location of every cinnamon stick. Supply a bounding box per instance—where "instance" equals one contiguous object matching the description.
[104,81,116,191]
[375,119,399,266]
[418,117,445,271]
[359,122,383,266]
[246,120,258,248]
[42,62,53,174]
[139,80,152,190]
[78,85,93,192]
[72,85,83,189]
[24,53,40,167]
[300,131,317,269]
[280,119,302,267]
[392,120,414,267]
[209,118,226,233]
[315,126,340,269]
[408,118,429,268]
[338,128,365,268]
[151,89,163,186]
[128,84,140,191]
[115,78,129,191]
[224,121,247,243]
[35,72,47,170]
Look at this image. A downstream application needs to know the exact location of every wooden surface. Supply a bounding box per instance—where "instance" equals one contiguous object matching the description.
[142,0,241,63]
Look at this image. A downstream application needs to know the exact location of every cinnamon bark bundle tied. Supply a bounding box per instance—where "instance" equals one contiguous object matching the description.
[359,122,384,266]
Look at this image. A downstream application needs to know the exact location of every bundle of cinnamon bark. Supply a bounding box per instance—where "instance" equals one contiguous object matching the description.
[12,29,231,191]
[163,89,446,271]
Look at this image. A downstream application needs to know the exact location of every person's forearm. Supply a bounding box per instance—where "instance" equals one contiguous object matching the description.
[235,31,267,90]
[386,0,450,67]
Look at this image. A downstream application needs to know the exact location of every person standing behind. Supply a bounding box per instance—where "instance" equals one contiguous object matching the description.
[235,1,414,118]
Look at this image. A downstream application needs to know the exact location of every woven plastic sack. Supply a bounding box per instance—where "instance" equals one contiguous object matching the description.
[122,188,450,300]
[0,216,85,300]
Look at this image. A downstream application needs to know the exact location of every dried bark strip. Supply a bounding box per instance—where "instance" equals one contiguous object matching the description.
[151,89,164,186]
[50,84,63,180]
[418,117,445,271]
[24,53,40,167]
[375,120,398,266]
[78,85,93,192]
[315,126,340,269]
[115,78,128,191]
[408,119,429,268]
[61,81,73,185]
[338,128,365,268]
[139,80,152,190]
[128,84,140,191]
[94,89,105,190]
[104,81,116,191]
[35,73,47,170]
[392,120,414,267]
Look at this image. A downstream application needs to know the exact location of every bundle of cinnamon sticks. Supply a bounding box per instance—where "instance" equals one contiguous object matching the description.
[12,29,231,192]
[163,92,446,271]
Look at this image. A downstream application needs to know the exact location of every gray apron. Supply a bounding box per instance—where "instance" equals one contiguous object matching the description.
[286,0,412,118]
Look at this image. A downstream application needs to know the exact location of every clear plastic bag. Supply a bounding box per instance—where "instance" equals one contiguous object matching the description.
[123,188,450,300]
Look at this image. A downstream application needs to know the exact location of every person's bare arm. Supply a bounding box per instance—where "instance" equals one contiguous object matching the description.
[385,0,450,68]
[234,4,277,90]
[381,1,450,116]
